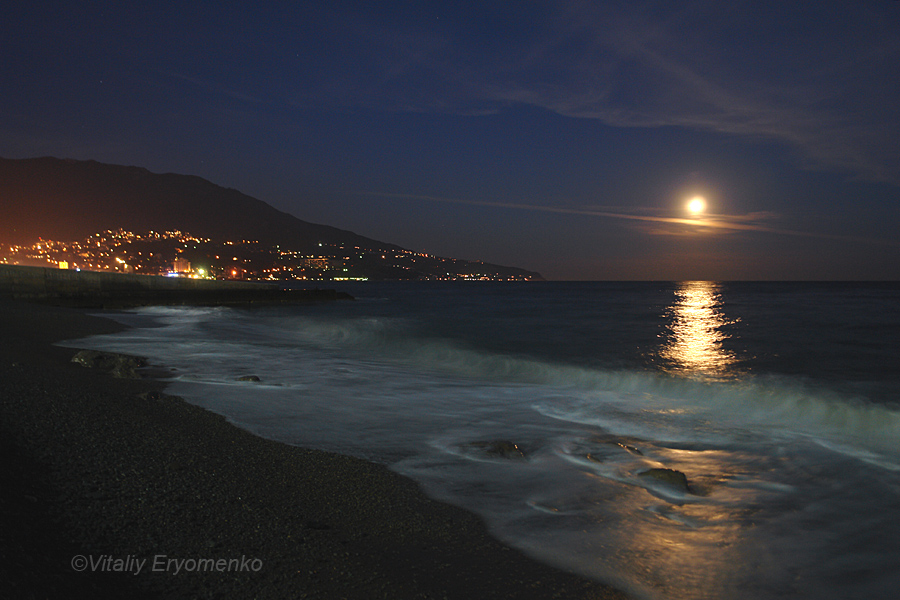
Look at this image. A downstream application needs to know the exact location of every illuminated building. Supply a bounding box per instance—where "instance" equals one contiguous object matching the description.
[172,257,191,274]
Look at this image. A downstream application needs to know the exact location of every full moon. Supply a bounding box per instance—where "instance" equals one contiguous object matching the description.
[687,196,707,215]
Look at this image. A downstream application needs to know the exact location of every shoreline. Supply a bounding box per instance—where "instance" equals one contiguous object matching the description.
[0,298,630,599]
[0,264,354,308]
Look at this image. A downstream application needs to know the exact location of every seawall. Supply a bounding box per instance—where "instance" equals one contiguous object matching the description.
[0,264,350,307]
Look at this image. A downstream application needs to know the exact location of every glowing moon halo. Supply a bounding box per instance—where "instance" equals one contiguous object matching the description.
[687,196,707,215]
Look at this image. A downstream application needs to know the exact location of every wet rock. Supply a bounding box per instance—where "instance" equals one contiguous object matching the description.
[638,468,691,493]
[616,442,643,456]
[237,375,261,382]
[590,435,644,456]
[71,349,146,379]
[466,440,526,460]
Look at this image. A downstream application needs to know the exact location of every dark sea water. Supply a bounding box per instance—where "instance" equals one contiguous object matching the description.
[67,281,900,599]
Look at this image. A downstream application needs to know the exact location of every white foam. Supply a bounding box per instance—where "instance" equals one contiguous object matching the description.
[57,299,900,600]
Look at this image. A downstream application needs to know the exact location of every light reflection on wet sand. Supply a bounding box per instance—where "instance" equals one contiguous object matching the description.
[545,435,782,600]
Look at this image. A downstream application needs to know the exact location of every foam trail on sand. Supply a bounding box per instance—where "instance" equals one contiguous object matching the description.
[63,282,900,600]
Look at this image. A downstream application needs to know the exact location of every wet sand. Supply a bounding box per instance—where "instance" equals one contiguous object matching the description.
[0,299,630,599]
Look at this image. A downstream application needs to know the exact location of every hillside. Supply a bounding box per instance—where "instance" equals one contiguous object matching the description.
[0,157,390,251]
[0,157,543,281]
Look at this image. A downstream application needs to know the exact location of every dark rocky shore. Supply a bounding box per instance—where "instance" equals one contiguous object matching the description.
[0,299,629,599]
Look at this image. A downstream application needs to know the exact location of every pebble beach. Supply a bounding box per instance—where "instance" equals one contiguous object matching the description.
[0,298,629,599]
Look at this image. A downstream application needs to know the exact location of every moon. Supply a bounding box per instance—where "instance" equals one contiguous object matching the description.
[687,196,707,215]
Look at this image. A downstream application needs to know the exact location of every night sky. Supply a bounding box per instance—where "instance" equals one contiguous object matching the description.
[3,1,899,280]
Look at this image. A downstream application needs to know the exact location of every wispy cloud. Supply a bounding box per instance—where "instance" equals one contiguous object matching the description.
[490,2,900,184]
[357,191,898,246]
[319,1,900,185]
[159,70,269,105]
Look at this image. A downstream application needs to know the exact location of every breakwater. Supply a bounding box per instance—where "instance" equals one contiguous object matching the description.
[0,265,351,307]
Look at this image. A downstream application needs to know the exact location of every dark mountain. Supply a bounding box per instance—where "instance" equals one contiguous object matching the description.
[0,156,393,252]
[0,156,544,281]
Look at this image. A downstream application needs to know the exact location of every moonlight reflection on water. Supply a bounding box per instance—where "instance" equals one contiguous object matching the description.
[659,281,738,381]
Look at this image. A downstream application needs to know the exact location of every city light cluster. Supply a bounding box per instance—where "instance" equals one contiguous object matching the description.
[1,229,537,282]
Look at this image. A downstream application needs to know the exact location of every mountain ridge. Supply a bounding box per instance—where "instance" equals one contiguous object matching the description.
[0,156,543,280]
[0,156,391,251]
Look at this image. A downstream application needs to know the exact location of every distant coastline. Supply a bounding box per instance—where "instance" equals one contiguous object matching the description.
[1,157,544,282]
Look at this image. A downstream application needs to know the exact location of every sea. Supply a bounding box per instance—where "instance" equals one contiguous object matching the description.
[63,281,900,600]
